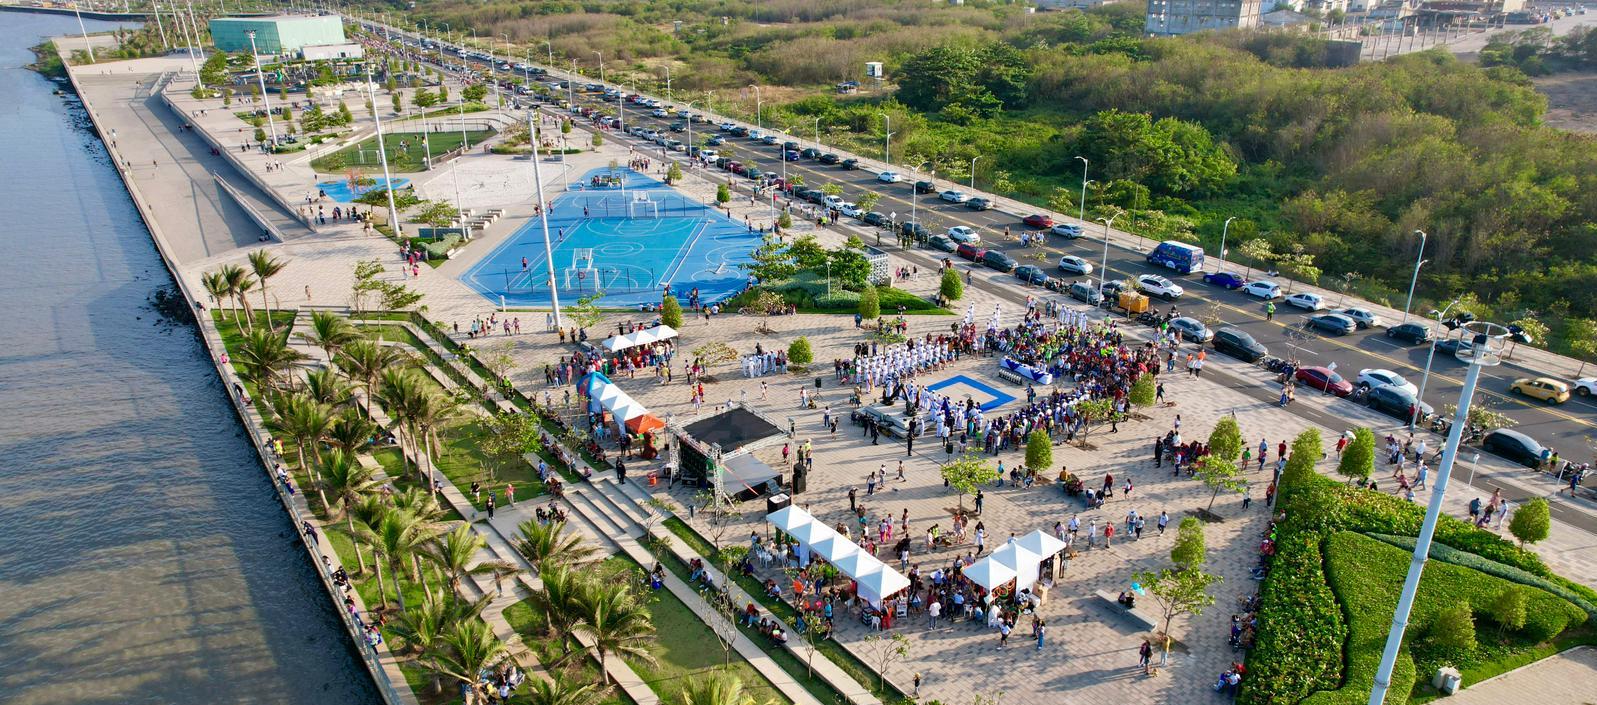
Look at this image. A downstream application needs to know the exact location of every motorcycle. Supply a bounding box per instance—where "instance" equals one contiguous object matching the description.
[1135,311,1160,326]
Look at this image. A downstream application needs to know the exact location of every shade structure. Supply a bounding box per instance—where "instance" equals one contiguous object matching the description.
[1015,530,1067,560]
[855,563,912,608]
[811,533,859,564]
[625,414,666,433]
[581,371,655,426]
[788,521,836,546]
[832,550,881,577]
[603,324,679,352]
[766,506,813,533]
[990,542,1044,590]
[962,556,1017,591]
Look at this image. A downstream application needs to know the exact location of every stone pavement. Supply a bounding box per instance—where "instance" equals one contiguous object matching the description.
[1443,646,1597,705]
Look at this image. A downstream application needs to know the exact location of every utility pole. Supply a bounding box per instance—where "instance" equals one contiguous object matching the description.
[247,31,279,148]
[529,111,563,329]
[364,61,402,238]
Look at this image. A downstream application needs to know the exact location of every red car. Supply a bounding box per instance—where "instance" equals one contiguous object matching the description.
[1295,366,1353,397]
[956,243,986,261]
[1023,214,1054,229]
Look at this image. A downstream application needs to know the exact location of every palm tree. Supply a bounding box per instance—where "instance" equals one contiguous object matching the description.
[302,310,360,363]
[531,565,586,660]
[392,588,491,695]
[679,674,772,705]
[358,508,432,611]
[512,519,598,575]
[574,580,657,686]
[201,270,229,317]
[320,448,381,573]
[424,523,518,599]
[377,368,429,479]
[270,392,334,509]
[220,264,257,330]
[327,408,379,453]
[392,486,448,524]
[336,338,411,419]
[237,328,305,393]
[248,249,287,329]
[433,620,509,704]
[305,367,355,407]
[523,675,606,705]
[412,390,460,493]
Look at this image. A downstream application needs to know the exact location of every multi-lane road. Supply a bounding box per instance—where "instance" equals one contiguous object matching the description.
[354,18,1597,475]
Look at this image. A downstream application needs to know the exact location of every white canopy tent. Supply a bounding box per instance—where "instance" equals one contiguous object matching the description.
[961,556,1016,592]
[764,507,910,608]
[766,506,810,533]
[602,324,679,353]
[990,542,1044,591]
[811,533,859,564]
[1015,530,1068,559]
[856,564,912,609]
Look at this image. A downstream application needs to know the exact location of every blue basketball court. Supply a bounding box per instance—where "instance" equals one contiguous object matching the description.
[459,168,761,308]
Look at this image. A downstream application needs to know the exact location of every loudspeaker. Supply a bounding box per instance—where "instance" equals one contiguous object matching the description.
[766,493,792,514]
[790,473,807,495]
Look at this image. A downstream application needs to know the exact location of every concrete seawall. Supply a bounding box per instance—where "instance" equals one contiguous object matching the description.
[58,49,404,705]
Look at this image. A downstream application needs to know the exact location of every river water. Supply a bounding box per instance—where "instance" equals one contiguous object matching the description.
[0,14,379,705]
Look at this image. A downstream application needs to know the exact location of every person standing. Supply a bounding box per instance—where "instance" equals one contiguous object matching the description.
[486,493,496,519]
[928,598,941,628]
[1139,639,1154,675]
[849,487,858,512]
[997,620,1011,650]
[1035,619,1047,651]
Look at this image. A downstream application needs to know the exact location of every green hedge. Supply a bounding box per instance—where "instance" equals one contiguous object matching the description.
[419,234,461,259]
[1301,532,1586,705]
[1364,533,1597,619]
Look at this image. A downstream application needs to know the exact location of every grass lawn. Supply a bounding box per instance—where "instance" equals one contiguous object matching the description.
[1311,532,1589,705]
[311,130,494,173]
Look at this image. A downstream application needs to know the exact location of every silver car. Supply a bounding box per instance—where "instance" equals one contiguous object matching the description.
[1168,316,1213,342]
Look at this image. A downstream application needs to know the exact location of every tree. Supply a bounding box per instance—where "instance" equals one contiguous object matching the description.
[1507,316,1548,358]
[568,292,606,331]
[220,263,257,328]
[787,336,813,365]
[301,310,360,363]
[665,162,683,184]
[1072,397,1115,442]
[481,411,543,468]
[1337,427,1376,485]
[690,341,740,373]
[940,452,997,510]
[412,87,438,108]
[1274,243,1320,292]
[357,508,431,611]
[1426,603,1477,652]
[513,519,599,574]
[940,268,964,301]
[461,83,488,102]
[1509,498,1551,546]
[858,633,910,694]
[1207,415,1244,463]
[1018,430,1053,476]
[319,448,380,573]
[776,212,793,230]
[660,294,683,329]
[390,589,487,694]
[1238,239,1276,279]
[1566,318,1597,376]
[857,191,882,213]
[821,182,844,198]
[858,285,880,322]
[1128,374,1156,408]
[415,200,460,230]
[391,92,403,113]
[424,524,516,598]
[434,619,510,701]
[349,259,387,312]
[530,565,587,658]
[1170,516,1207,570]
[1279,428,1324,491]
[327,407,379,453]
[524,675,606,705]
[1134,566,1219,642]
[237,328,305,393]
[336,338,412,420]
[1194,455,1247,514]
[1491,586,1528,637]
[591,132,603,149]
[574,581,657,685]
[716,182,731,206]
[679,673,764,705]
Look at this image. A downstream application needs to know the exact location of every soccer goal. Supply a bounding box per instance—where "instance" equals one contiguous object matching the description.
[627,192,660,219]
[563,248,598,288]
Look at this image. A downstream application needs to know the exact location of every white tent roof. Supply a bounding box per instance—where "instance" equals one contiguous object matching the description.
[765,506,813,533]
[1015,530,1067,559]
[788,521,836,546]
[990,542,1044,590]
[811,534,859,563]
[603,324,680,352]
[832,549,881,577]
[855,563,911,607]
[961,556,1016,591]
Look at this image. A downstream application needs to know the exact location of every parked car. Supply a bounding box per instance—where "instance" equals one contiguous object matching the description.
[1136,274,1184,300]
[1022,214,1054,228]
[706,135,726,146]
[1168,317,1213,343]
[1575,378,1596,397]
[1286,292,1325,311]
[1481,428,1545,468]
[900,222,930,240]
[947,226,980,244]
[1296,366,1354,396]
[1203,272,1246,290]
[1306,313,1357,336]
[839,203,862,218]
[1510,377,1571,404]
[1212,327,1267,362]
[782,141,799,152]
[927,235,957,252]
[1338,307,1381,329]
[966,197,992,211]
[1015,265,1049,285]
[862,212,888,227]
[940,190,970,203]
[1050,223,1084,238]
[1069,281,1104,305]
[841,158,859,170]
[745,167,764,180]
[651,108,669,118]
[818,153,840,164]
[914,180,936,194]
[983,250,1018,273]
[1241,280,1282,299]
[1435,337,1478,359]
[1057,255,1093,275]
[822,195,844,209]
[877,171,904,183]
[783,150,802,161]
[956,243,985,261]
[1357,368,1417,396]
[1366,385,1433,422]
[1386,322,1432,344]
[1101,280,1129,300]
[760,135,780,145]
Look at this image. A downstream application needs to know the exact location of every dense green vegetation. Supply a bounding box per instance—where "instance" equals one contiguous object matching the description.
[1480,25,1597,74]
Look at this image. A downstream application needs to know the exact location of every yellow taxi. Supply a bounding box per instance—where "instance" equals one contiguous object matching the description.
[1510,377,1571,404]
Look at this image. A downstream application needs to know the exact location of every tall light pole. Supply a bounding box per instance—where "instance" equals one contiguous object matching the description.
[72,1,96,62]
[544,38,553,65]
[1075,156,1089,225]
[877,113,891,164]
[969,155,981,190]
[1402,228,1427,324]
[150,0,169,50]
[247,31,279,148]
[1219,216,1237,273]
[748,84,762,131]
[664,65,671,102]
[1098,212,1123,291]
[592,50,604,83]
[684,101,697,164]
[1368,322,1509,705]
[1408,299,1459,429]
[529,114,564,329]
[812,116,822,150]
[364,61,402,238]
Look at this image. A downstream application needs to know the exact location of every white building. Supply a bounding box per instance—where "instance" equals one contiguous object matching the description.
[1145,0,1265,34]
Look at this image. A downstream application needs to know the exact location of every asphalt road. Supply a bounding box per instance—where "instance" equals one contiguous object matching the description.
[361,22,1597,477]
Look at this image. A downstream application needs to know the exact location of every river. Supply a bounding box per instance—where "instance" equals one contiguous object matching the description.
[0,14,380,705]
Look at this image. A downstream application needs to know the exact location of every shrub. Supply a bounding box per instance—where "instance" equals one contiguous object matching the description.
[1280,428,1324,492]
[1426,603,1476,652]
[1024,430,1051,474]
[940,267,964,300]
[1128,374,1155,408]
[1491,586,1528,635]
[1509,498,1550,547]
[1364,533,1597,619]
[787,336,813,365]
[1337,427,1375,484]
[1207,415,1243,462]
[1240,531,1346,705]
[660,294,683,329]
[857,285,880,321]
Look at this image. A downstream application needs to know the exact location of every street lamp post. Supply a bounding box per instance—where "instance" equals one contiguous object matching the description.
[1402,229,1427,324]
[73,1,95,62]
[970,155,981,190]
[1219,216,1237,273]
[247,31,279,148]
[813,116,822,151]
[363,61,402,238]
[684,101,698,166]
[1075,156,1089,225]
[664,65,671,102]
[529,112,564,329]
[1368,322,1507,705]
[748,84,762,131]
[1098,212,1123,291]
[593,50,604,83]
[544,39,553,65]
[878,113,891,164]
[1408,299,1459,429]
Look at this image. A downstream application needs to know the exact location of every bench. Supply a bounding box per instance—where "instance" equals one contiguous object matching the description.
[1094,589,1158,632]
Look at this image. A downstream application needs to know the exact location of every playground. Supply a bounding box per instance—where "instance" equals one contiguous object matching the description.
[460,167,762,309]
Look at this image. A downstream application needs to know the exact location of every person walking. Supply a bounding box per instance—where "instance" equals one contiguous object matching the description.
[1139,639,1154,675]
[1157,511,1169,535]
[1103,523,1115,548]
